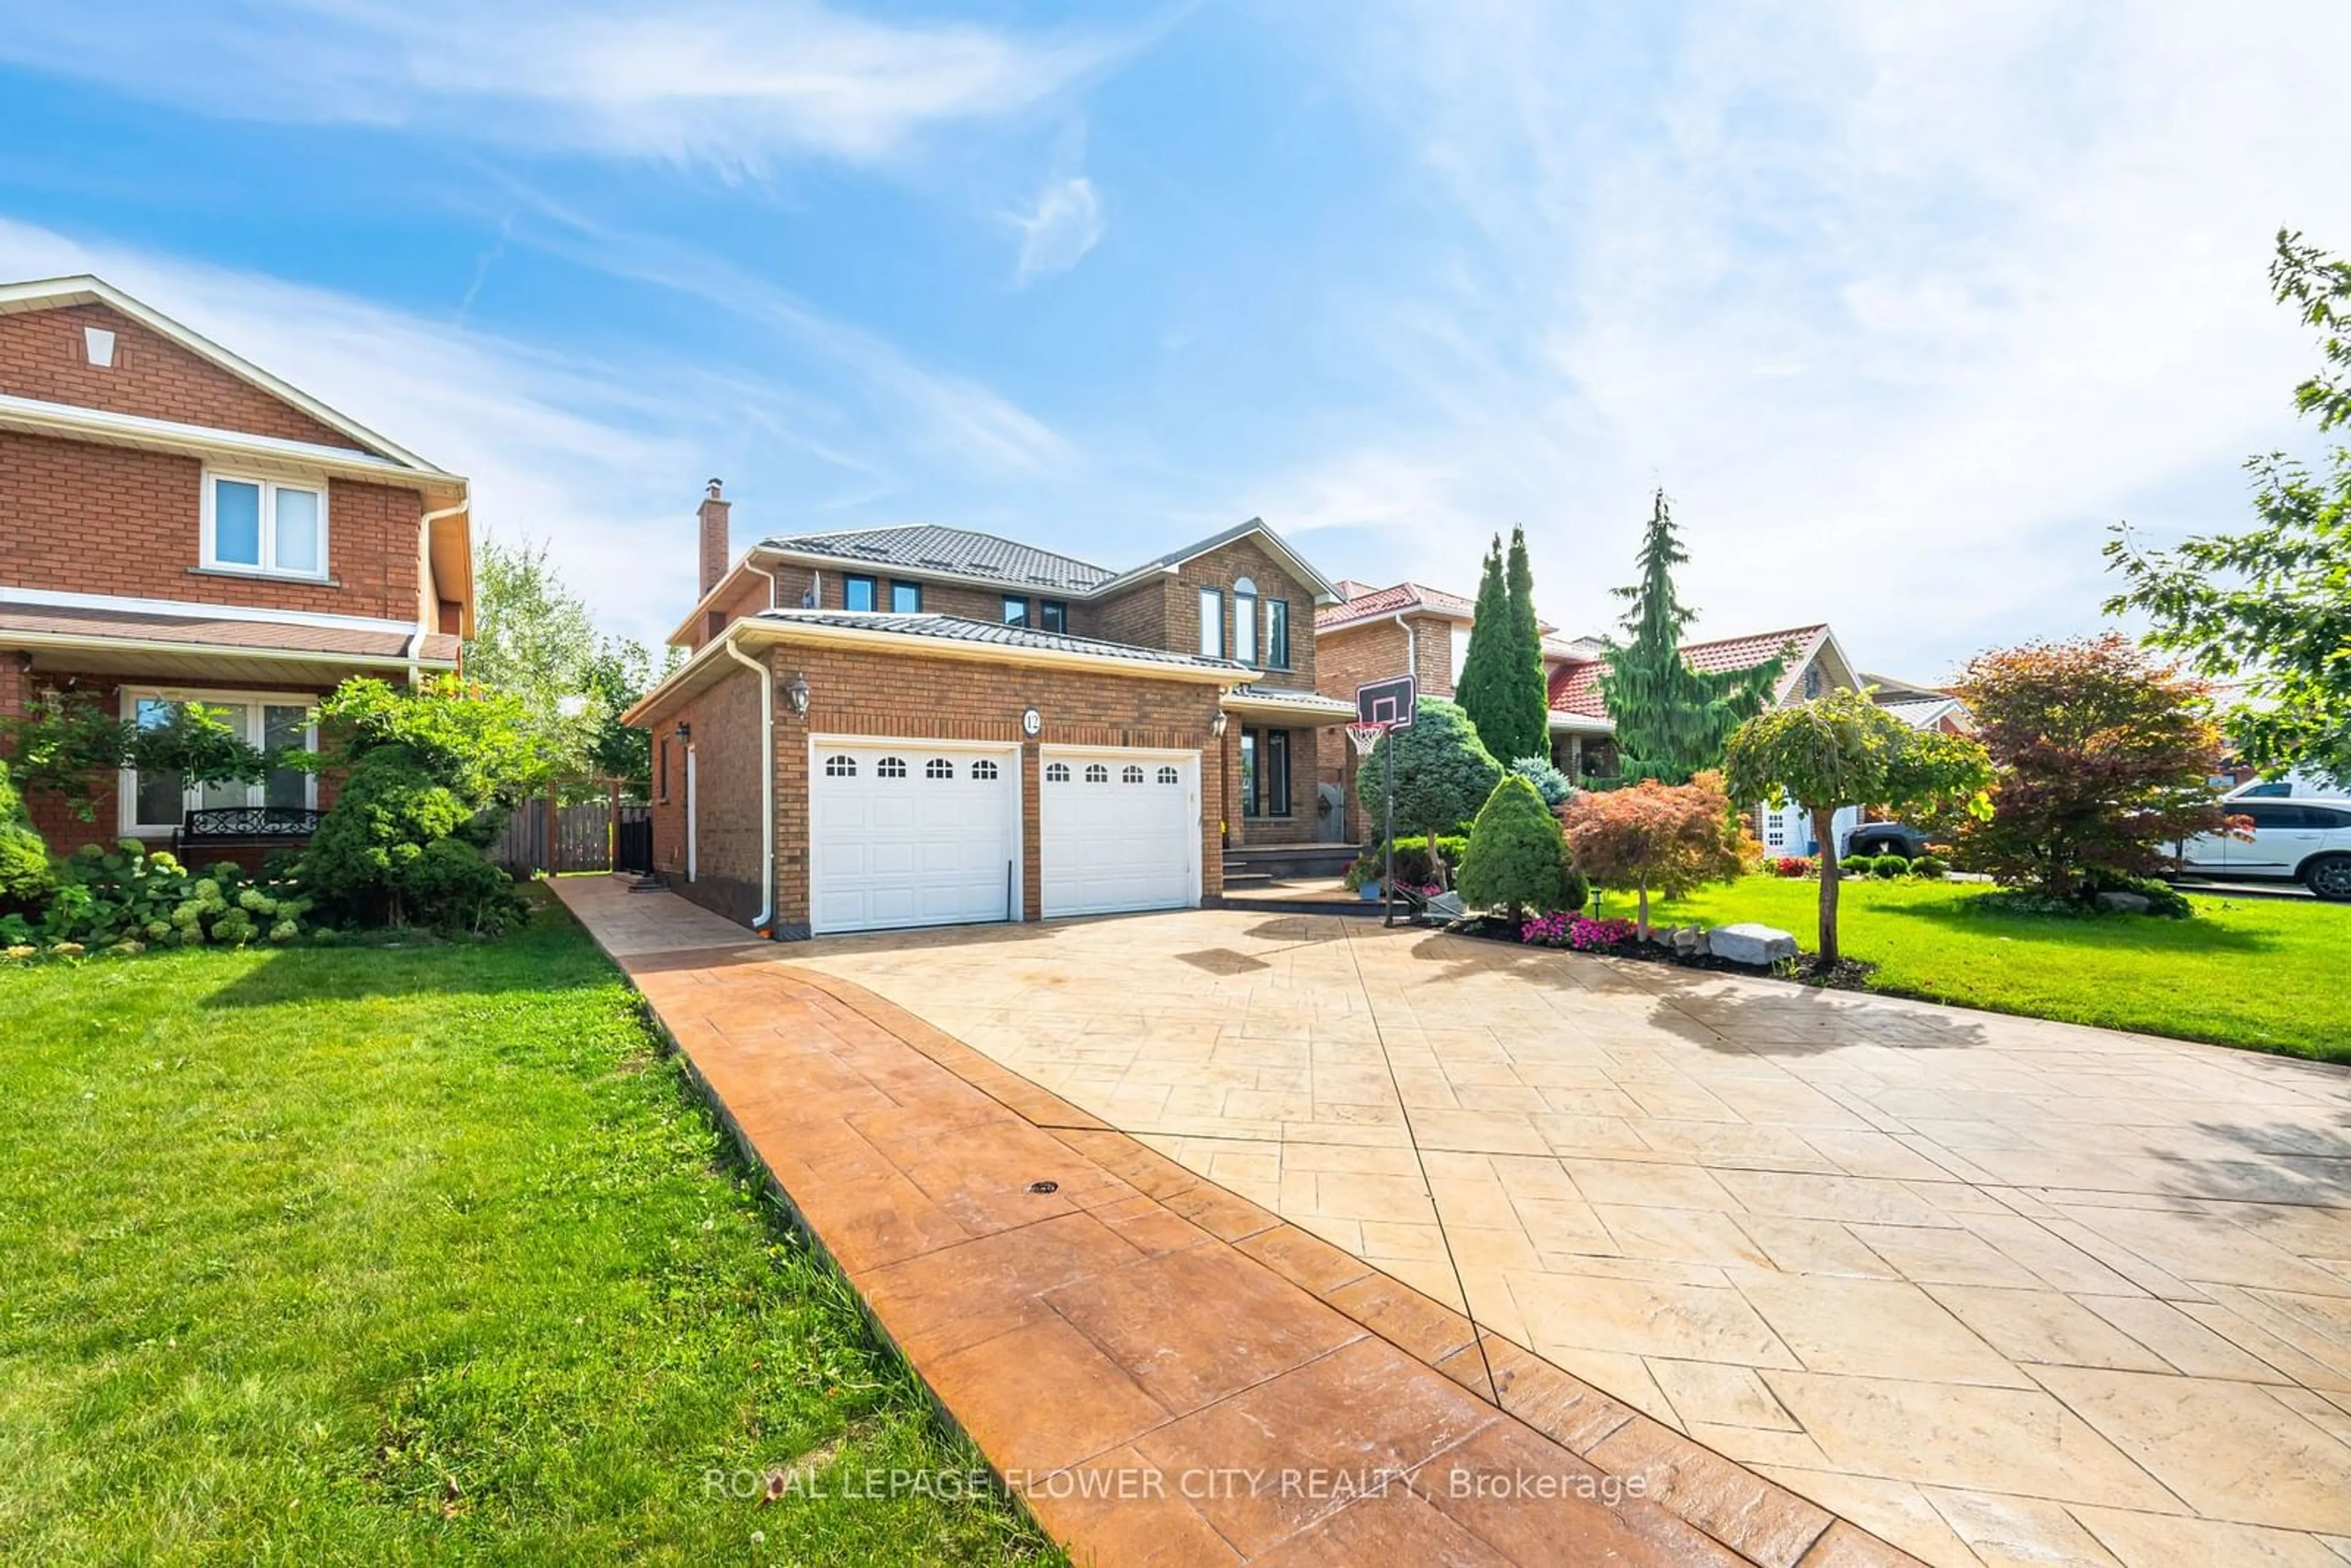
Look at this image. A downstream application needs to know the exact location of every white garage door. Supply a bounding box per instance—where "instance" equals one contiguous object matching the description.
[1041,748,1201,918]
[809,740,1018,935]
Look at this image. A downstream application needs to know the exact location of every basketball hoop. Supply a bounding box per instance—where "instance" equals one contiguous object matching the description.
[1344,721,1389,757]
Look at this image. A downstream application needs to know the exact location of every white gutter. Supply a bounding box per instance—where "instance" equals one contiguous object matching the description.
[1392,611,1417,681]
[721,633,778,937]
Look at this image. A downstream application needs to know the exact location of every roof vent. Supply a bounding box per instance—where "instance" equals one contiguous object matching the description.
[83,326,116,368]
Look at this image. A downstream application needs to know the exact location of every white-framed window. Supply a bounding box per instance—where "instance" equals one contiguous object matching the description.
[1084,763,1110,784]
[925,757,955,779]
[203,471,328,579]
[823,754,857,777]
[1198,587,1224,659]
[877,756,908,778]
[972,759,1000,781]
[1233,577,1258,665]
[1045,762,1071,783]
[119,688,317,836]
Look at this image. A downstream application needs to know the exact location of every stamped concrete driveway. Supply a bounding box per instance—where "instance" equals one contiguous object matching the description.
[794,909,2351,1568]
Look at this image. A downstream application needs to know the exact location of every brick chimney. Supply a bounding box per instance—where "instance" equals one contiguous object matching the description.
[697,478,731,599]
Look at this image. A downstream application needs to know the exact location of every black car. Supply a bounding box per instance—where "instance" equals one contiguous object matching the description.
[1844,821,1932,858]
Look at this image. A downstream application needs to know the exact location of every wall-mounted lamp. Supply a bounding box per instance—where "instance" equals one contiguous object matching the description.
[1211,711,1229,739]
[673,721,691,742]
[782,672,811,717]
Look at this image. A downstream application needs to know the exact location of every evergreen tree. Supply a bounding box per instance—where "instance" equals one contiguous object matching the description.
[1452,536,1510,749]
[1599,490,1786,783]
[1495,526,1551,760]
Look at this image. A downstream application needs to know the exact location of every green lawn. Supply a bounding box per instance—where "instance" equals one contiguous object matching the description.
[0,891,1054,1566]
[1593,875,2351,1061]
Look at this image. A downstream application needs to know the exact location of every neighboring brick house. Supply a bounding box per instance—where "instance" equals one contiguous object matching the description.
[0,275,471,864]
[630,489,1351,937]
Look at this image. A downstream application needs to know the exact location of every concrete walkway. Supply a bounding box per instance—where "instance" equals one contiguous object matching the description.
[792,907,2351,1568]
[552,877,1910,1567]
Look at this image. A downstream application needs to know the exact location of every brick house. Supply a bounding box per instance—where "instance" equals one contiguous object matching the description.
[0,275,471,865]
[627,487,1355,937]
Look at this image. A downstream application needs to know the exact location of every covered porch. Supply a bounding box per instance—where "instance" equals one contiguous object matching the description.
[1218,683,1359,848]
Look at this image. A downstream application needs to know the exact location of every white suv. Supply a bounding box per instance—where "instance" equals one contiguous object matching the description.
[2177,799,2351,901]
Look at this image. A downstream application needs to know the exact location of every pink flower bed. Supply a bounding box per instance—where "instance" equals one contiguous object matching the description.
[1518,912,1638,951]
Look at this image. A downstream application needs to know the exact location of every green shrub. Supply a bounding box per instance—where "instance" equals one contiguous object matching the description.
[1838,854,1878,877]
[1459,776,1568,919]
[31,840,308,950]
[1354,699,1502,883]
[2082,868,2194,919]
[1506,754,1573,809]
[0,759,52,912]
[1908,853,1951,879]
[1555,851,1591,914]
[1870,855,1909,879]
[398,838,528,936]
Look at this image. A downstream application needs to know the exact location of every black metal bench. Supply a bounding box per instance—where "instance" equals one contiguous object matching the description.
[173,806,324,856]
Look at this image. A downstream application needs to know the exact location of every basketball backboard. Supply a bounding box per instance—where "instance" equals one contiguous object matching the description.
[1355,675,1417,730]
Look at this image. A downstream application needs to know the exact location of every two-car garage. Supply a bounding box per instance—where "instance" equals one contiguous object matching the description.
[808,737,1201,936]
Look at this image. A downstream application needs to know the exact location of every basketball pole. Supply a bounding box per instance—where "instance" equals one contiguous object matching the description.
[1381,726,1396,928]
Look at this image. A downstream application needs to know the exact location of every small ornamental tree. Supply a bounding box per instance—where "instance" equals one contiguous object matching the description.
[1,690,135,821]
[1458,774,1569,920]
[131,703,271,793]
[1453,536,1511,754]
[1559,771,1745,939]
[1600,490,1787,783]
[1950,636,2232,898]
[1723,689,1992,964]
[1354,697,1503,887]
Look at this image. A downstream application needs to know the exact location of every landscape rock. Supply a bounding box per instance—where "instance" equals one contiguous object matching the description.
[1709,923,1799,967]
[1425,891,1465,920]
[2094,891,2152,914]
[1670,925,1701,955]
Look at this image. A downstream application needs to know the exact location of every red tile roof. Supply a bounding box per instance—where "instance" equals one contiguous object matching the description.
[1315,580,1480,631]
[1547,625,1827,720]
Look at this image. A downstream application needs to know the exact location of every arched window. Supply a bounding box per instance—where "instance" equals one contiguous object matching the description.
[1045,762,1070,783]
[1232,576,1258,664]
[877,756,907,778]
[1122,764,1145,784]
[972,759,999,781]
[823,755,857,777]
[1158,765,1179,784]
[1084,763,1109,784]
[925,757,954,779]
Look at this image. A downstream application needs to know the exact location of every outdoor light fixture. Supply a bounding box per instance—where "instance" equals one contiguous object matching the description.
[782,672,811,716]
[673,721,691,742]
[1212,711,1229,738]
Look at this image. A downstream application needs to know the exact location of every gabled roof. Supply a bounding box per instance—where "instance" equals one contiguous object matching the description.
[1315,580,1480,632]
[1547,624,1833,721]
[0,275,447,474]
[757,523,1115,595]
[1086,517,1341,604]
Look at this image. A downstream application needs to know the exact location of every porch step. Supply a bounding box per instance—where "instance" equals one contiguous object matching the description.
[1221,868,1277,890]
[1223,842,1362,880]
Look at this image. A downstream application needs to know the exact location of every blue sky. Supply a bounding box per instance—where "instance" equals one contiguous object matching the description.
[2,2,2347,679]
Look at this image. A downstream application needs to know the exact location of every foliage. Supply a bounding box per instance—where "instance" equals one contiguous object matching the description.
[1458,775,1569,920]
[2083,868,2195,920]
[1354,698,1502,883]
[2,689,134,820]
[298,746,526,935]
[0,757,52,911]
[1520,912,1637,950]
[26,841,311,950]
[1555,853,1591,915]
[1592,873,2350,1060]
[1870,855,1908,879]
[1559,771,1746,938]
[1507,753,1573,808]
[1458,530,1550,762]
[0,904,1052,1562]
[131,702,272,789]
[311,675,550,811]
[468,539,670,787]
[2104,230,2351,787]
[1723,688,1993,964]
[1771,855,1815,878]
[1949,636,2231,901]
[1908,853,1951,879]
[1599,490,1787,782]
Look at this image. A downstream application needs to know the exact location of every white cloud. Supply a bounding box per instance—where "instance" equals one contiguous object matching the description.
[1264,0,2351,679]
[1011,176,1106,283]
[0,1,1120,174]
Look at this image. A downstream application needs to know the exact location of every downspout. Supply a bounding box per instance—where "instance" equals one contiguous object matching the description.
[1390,612,1417,684]
[721,634,777,937]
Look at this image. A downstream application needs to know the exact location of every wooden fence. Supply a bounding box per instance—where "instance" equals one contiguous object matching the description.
[491,784,651,876]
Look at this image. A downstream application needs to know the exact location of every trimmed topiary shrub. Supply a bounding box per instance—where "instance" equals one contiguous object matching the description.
[1908,853,1950,879]
[1459,775,1569,920]
[0,759,53,913]
[1839,854,1879,877]
[1870,855,1909,879]
[297,745,514,933]
[1354,698,1504,887]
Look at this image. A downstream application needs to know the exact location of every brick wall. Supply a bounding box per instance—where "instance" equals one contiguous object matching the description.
[637,639,1228,933]
[1163,538,1321,691]
[0,302,361,449]
[1311,613,1459,842]
[0,432,424,620]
